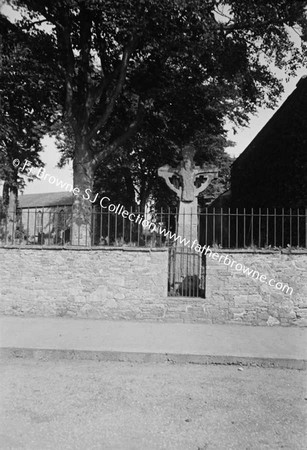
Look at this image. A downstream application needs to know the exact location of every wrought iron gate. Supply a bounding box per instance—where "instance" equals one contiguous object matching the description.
[168,247,206,298]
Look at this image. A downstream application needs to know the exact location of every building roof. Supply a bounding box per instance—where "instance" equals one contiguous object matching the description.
[229,75,307,208]
[232,75,307,168]
[209,189,232,208]
[18,192,74,209]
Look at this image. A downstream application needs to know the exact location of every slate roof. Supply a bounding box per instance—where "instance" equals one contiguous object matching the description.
[18,192,74,209]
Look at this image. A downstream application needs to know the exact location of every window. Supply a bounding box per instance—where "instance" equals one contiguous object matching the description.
[36,210,43,234]
[58,209,65,230]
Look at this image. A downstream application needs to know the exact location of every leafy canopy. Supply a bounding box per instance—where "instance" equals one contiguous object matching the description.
[3,0,307,200]
[0,13,60,199]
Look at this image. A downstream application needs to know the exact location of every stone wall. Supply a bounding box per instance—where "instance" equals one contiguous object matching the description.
[0,247,168,320]
[205,250,307,327]
[0,247,306,326]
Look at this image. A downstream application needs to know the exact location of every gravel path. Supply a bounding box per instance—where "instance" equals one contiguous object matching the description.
[0,359,306,449]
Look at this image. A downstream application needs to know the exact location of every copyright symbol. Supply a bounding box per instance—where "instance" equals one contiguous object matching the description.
[13,159,20,168]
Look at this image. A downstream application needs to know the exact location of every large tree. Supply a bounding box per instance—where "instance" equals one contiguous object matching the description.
[4,0,307,243]
[0,13,60,210]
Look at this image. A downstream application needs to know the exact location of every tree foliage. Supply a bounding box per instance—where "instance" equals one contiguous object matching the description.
[93,127,235,209]
[0,13,60,206]
[2,0,307,219]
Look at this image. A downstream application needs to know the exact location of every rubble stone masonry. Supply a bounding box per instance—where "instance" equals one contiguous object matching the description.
[0,247,306,326]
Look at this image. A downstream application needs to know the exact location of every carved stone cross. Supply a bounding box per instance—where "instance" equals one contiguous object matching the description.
[158,145,218,245]
[158,147,218,204]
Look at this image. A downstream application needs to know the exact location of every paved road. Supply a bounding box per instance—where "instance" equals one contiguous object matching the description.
[0,359,306,449]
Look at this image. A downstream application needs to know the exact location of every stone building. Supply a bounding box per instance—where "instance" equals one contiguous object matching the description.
[18,192,73,244]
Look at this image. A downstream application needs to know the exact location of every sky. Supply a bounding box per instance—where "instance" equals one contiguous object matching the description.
[23,137,73,194]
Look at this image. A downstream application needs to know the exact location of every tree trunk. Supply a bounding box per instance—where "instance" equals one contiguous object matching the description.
[139,179,150,214]
[71,137,94,246]
[1,182,17,244]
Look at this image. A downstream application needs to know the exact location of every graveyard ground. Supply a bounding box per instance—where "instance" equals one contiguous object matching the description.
[0,358,306,449]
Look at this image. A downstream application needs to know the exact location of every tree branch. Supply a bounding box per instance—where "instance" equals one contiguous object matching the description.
[25,19,49,28]
[22,1,65,30]
[56,20,78,133]
[222,18,289,34]
[92,101,145,170]
[79,5,93,128]
[88,36,137,141]
[214,7,232,23]
[111,103,145,149]
[94,18,108,79]
[83,19,109,115]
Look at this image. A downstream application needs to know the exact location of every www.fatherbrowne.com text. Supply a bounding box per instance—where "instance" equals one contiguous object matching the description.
[15,159,293,295]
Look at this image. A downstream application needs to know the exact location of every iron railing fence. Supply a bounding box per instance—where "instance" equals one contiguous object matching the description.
[0,206,306,249]
[0,206,72,246]
[199,207,307,249]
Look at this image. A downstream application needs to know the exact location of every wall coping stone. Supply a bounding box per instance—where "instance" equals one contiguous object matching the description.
[207,248,307,255]
[0,245,169,253]
[1,245,307,255]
